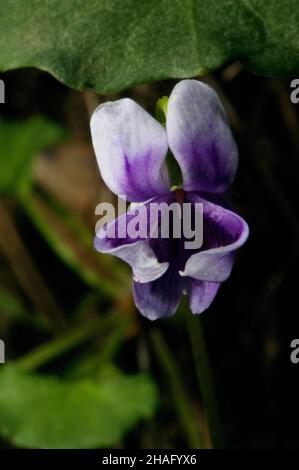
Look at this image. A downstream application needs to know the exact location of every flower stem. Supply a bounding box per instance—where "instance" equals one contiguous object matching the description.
[185,311,224,449]
[151,330,204,449]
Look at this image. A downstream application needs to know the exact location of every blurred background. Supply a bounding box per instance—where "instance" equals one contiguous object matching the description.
[0,64,299,449]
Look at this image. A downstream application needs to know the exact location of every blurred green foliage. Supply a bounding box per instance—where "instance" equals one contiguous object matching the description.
[0,117,65,196]
[0,365,157,448]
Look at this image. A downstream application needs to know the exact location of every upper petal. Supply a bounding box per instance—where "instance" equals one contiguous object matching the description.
[90,98,170,202]
[166,80,238,193]
[180,193,249,282]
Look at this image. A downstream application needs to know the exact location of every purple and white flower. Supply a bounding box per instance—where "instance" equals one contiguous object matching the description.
[90,80,249,320]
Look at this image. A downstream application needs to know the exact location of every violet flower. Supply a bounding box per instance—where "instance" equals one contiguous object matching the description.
[90,80,248,320]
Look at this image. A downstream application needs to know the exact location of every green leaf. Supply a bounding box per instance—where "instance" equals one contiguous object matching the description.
[0,0,297,94]
[246,0,299,76]
[0,118,65,195]
[0,365,157,448]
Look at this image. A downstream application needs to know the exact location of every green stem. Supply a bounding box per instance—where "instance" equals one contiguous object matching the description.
[155,96,183,188]
[151,330,204,449]
[21,192,130,297]
[17,312,124,370]
[186,312,224,448]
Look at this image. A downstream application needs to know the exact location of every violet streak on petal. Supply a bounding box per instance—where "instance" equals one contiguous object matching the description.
[166,80,238,193]
[90,98,170,202]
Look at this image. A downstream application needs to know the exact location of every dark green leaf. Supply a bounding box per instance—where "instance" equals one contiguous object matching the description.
[0,1,298,95]
[246,0,299,76]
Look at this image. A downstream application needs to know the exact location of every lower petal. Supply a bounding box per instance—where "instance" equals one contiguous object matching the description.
[187,279,220,315]
[94,198,169,283]
[180,193,249,282]
[133,267,184,320]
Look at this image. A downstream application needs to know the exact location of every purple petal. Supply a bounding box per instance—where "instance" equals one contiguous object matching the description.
[94,198,169,283]
[90,98,170,202]
[133,265,184,320]
[180,193,249,282]
[167,80,238,193]
[187,279,220,315]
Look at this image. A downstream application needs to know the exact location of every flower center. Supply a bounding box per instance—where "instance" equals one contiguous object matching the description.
[174,187,184,204]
